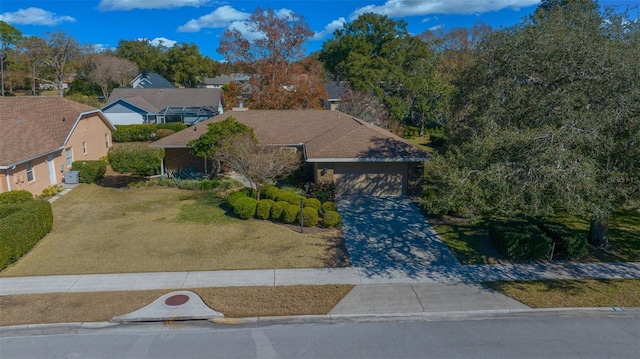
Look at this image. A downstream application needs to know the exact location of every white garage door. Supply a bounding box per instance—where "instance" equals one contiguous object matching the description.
[333,162,407,196]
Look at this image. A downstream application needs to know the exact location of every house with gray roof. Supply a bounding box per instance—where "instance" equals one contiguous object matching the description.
[152,109,428,196]
[130,71,175,89]
[0,97,115,196]
[199,74,232,88]
[102,88,223,125]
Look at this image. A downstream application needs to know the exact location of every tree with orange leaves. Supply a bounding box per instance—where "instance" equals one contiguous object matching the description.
[218,7,326,109]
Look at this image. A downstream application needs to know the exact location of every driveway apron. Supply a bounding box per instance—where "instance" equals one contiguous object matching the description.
[337,196,460,277]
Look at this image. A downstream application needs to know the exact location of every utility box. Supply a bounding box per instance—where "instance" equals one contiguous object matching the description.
[64,171,79,184]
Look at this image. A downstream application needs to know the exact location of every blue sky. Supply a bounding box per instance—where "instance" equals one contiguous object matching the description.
[0,1,636,61]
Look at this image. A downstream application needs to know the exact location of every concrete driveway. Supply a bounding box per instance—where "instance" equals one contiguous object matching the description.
[336,196,460,277]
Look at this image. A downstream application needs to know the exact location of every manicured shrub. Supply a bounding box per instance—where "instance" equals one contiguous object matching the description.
[256,199,275,220]
[0,190,33,205]
[260,185,279,200]
[39,185,64,198]
[157,122,187,132]
[298,207,319,227]
[539,222,589,259]
[233,196,258,220]
[227,188,251,207]
[489,219,552,260]
[155,128,175,139]
[72,160,107,183]
[322,211,341,228]
[0,200,53,270]
[283,204,300,224]
[112,124,157,142]
[320,201,338,214]
[107,144,165,176]
[271,201,290,221]
[303,198,321,210]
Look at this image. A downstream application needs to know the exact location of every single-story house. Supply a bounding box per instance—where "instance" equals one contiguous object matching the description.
[199,74,232,88]
[101,88,223,125]
[151,109,429,196]
[0,97,115,196]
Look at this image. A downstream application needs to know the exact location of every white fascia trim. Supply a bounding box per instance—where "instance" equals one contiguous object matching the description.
[305,158,429,163]
[0,148,64,169]
[152,145,192,149]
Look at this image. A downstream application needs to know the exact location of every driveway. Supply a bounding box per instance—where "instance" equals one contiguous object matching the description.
[336,196,460,277]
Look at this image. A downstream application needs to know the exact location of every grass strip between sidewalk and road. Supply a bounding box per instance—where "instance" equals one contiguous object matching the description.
[484,279,640,308]
[0,285,355,327]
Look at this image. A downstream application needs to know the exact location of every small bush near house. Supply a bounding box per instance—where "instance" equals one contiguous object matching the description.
[489,219,553,261]
[155,129,175,139]
[298,207,319,227]
[107,144,165,176]
[157,123,187,132]
[320,201,338,214]
[322,211,341,228]
[38,185,64,198]
[270,201,290,221]
[0,200,53,270]
[256,199,275,220]
[233,197,258,220]
[0,190,33,205]
[283,204,301,224]
[303,198,321,210]
[72,160,107,183]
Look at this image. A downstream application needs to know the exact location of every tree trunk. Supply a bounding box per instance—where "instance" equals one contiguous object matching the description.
[588,216,609,248]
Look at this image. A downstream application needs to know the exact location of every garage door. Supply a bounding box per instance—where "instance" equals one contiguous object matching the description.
[333,162,407,196]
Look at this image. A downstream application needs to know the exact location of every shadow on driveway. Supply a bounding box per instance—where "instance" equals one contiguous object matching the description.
[337,196,460,278]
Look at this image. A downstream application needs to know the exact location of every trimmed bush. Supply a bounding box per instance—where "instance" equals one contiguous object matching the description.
[227,188,252,207]
[489,219,553,260]
[260,185,279,200]
[303,198,321,210]
[539,222,589,259]
[107,144,165,176]
[112,124,157,142]
[233,196,258,220]
[322,211,341,228]
[39,185,64,198]
[72,160,107,183]
[271,201,290,221]
[0,190,33,205]
[283,204,300,224]
[157,123,187,132]
[155,128,175,139]
[0,200,53,270]
[298,207,319,227]
[320,201,338,214]
[256,199,275,220]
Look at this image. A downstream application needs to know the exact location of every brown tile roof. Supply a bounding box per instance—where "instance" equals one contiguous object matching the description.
[153,109,428,162]
[104,88,222,112]
[0,97,110,166]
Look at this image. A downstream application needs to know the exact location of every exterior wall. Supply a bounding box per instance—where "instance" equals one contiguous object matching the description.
[163,148,212,174]
[0,113,112,196]
[102,102,146,125]
[333,162,408,196]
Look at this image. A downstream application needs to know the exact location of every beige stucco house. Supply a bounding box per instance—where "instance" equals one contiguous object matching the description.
[0,97,115,196]
[152,109,429,196]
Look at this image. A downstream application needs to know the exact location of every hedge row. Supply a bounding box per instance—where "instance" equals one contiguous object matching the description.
[112,123,187,142]
[488,219,553,260]
[538,221,589,259]
[227,188,340,227]
[72,160,106,183]
[0,199,53,270]
[108,144,165,176]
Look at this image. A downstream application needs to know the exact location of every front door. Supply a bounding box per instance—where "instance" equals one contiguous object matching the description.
[47,155,56,185]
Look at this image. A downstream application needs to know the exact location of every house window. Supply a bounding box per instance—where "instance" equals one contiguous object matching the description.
[105,133,109,149]
[83,142,87,155]
[65,148,73,167]
[26,161,34,182]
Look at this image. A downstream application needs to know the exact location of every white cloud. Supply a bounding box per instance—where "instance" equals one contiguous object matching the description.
[99,0,210,11]
[428,24,444,31]
[313,17,347,40]
[350,0,540,20]
[226,20,264,42]
[137,37,178,48]
[0,7,75,26]
[177,5,250,32]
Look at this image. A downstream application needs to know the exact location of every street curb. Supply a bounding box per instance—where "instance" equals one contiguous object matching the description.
[2,307,637,332]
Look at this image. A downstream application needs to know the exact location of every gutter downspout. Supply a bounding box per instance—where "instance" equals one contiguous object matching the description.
[5,168,12,192]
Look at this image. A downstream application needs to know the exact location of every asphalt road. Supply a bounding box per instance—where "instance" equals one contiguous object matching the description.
[1,312,638,359]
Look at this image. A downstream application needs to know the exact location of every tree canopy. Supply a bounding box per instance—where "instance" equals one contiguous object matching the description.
[424,0,640,247]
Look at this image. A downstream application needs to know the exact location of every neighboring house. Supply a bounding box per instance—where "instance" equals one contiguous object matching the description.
[324,82,347,110]
[0,97,115,196]
[102,88,223,125]
[130,70,175,89]
[152,109,429,196]
[199,74,232,88]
